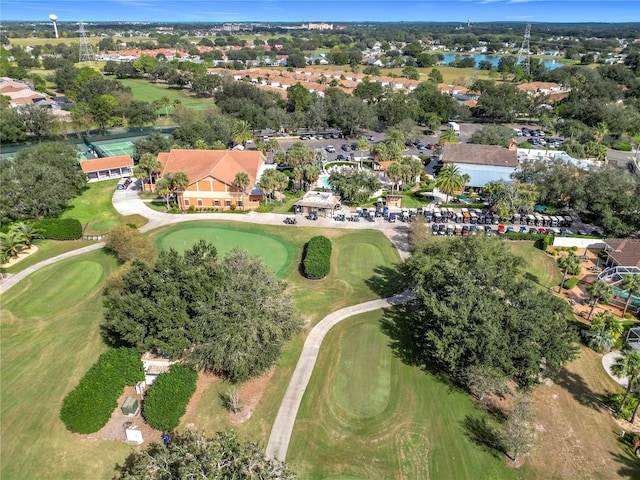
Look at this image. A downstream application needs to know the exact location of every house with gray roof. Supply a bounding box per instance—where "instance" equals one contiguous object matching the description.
[440,142,519,188]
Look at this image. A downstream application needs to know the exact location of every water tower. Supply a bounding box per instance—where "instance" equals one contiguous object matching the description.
[49,14,59,39]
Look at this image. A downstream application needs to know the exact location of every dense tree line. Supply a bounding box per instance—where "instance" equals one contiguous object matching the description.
[103,240,302,382]
[0,143,86,226]
[396,236,578,388]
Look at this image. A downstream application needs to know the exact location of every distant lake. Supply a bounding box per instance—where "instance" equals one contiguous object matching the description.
[441,54,562,70]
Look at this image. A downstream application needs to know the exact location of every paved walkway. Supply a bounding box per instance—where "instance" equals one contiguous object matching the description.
[265,290,415,461]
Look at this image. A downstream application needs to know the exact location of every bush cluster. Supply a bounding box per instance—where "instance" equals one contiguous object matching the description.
[563,277,580,290]
[142,363,198,431]
[60,348,144,433]
[303,235,332,279]
[503,232,549,241]
[613,143,632,152]
[33,218,82,240]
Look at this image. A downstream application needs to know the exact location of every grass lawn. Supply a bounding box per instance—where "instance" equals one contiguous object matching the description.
[508,241,562,289]
[60,179,147,234]
[0,239,96,274]
[288,310,520,480]
[119,78,215,113]
[0,250,133,480]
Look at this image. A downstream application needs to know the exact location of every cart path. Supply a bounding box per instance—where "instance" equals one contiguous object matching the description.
[1,183,412,293]
[265,290,415,461]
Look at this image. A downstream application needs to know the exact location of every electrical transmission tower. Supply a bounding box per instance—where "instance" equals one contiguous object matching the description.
[78,22,95,65]
[517,23,531,75]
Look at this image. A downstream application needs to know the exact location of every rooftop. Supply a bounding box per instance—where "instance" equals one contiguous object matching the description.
[295,190,341,209]
[80,155,133,173]
[441,143,519,168]
[604,239,640,268]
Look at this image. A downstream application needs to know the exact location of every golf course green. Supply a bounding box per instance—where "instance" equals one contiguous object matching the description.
[151,223,296,277]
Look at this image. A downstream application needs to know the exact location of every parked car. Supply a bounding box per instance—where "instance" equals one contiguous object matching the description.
[341,144,350,151]
[519,225,528,233]
[326,145,336,153]
[336,154,346,161]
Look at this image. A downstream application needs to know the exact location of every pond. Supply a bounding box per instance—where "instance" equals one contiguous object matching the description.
[441,53,562,70]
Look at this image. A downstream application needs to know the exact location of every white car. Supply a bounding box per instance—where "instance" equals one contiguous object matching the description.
[326,145,336,153]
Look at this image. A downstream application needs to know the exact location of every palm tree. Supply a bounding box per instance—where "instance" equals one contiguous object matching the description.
[435,164,464,202]
[557,252,582,293]
[357,136,370,167]
[155,177,172,210]
[232,120,253,147]
[593,122,608,144]
[0,230,27,259]
[159,96,171,117]
[586,279,614,321]
[440,127,459,144]
[234,172,250,193]
[461,173,471,194]
[292,165,305,191]
[621,274,640,317]
[172,99,182,112]
[134,152,162,190]
[611,349,640,417]
[11,222,43,248]
[266,138,280,161]
[387,162,402,191]
[385,129,406,153]
[303,164,320,191]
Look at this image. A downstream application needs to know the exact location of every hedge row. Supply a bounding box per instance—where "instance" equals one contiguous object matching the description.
[503,232,549,241]
[33,218,82,240]
[142,363,198,431]
[563,277,580,290]
[613,143,632,152]
[60,348,144,433]
[303,235,332,280]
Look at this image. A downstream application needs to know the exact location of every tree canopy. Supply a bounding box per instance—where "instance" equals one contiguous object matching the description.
[116,429,297,479]
[0,142,86,225]
[103,241,301,382]
[397,236,578,388]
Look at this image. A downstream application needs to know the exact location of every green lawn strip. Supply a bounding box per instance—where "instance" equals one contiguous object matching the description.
[508,241,562,289]
[0,250,132,480]
[60,179,123,235]
[288,311,519,480]
[119,78,215,113]
[0,239,96,274]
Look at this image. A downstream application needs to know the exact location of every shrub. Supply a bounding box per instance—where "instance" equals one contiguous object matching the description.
[613,143,632,152]
[143,363,198,431]
[60,348,144,433]
[303,235,332,279]
[543,234,554,250]
[33,218,82,240]
[105,225,156,265]
[563,277,580,290]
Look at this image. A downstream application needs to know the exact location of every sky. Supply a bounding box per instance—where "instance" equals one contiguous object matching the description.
[2,0,640,23]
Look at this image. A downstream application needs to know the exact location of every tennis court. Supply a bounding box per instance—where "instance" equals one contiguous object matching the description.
[90,139,136,158]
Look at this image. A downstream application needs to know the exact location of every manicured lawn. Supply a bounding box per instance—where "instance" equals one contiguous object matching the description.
[0,250,133,480]
[119,78,215,113]
[60,179,147,234]
[0,239,95,274]
[288,311,520,480]
[509,241,562,289]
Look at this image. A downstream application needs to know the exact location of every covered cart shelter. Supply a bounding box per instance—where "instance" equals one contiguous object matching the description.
[294,191,341,218]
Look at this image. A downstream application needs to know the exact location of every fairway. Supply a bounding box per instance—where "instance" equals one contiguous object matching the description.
[0,250,133,480]
[152,223,294,277]
[289,311,520,480]
[509,241,562,289]
[119,78,215,112]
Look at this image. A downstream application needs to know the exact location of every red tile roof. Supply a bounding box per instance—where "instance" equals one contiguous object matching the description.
[158,149,265,188]
[80,155,133,173]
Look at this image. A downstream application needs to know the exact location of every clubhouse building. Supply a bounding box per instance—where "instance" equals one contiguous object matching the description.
[156,149,269,211]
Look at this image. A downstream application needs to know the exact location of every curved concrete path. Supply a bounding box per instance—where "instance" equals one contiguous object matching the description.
[1,181,412,293]
[265,290,415,461]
